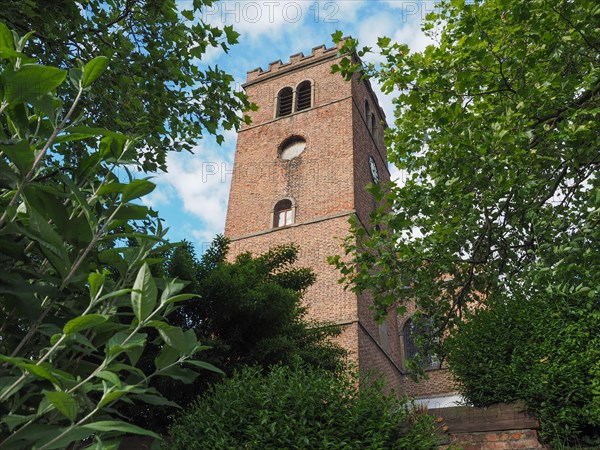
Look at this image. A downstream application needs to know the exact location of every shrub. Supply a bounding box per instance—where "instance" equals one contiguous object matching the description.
[168,363,440,449]
[445,253,600,448]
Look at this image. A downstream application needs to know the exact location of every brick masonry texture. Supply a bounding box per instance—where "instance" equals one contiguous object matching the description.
[441,430,546,450]
[224,41,455,398]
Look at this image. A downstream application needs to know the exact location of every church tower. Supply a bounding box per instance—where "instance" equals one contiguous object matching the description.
[224,41,455,401]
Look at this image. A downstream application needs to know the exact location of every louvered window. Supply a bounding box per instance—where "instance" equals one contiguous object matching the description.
[296,81,312,111]
[276,87,293,117]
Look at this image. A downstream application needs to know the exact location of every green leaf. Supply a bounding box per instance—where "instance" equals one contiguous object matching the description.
[21,363,59,385]
[63,314,109,335]
[377,36,391,48]
[44,390,78,422]
[26,207,70,278]
[0,140,34,175]
[159,365,199,384]
[81,56,109,88]
[161,293,198,307]
[4,65,67,103]
[96,181,127,197]
[147,321,187,353]
[155,344,180,371]
[69,67,83,89]
[98,390,125,408]
[122,179,156,203]
[16,31,35,51]
[0,22,13,50]
[107,332,147,358]
[88,272,105,300]
[132,392,180,408]
[5,414,36,432]
[181,9,194,20]
[183,359,225,375]
[83,421,160,439]
[331,30,343,44]
[131,263,157,322]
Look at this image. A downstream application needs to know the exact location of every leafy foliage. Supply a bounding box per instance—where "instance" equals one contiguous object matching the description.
[125,237,347,432]
[168,362,440,450]
[0,26,223,448]
[329,0,599,444]
[0,0,254,171]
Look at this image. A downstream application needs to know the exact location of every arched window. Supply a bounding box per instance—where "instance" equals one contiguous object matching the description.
[276,87,293,117]
[403,316,440,370]
[273,199,294,228]
[295,80,312,111]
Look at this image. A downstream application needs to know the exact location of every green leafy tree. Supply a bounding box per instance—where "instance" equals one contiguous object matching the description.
[168,362,440,450]
[0,0,253,170]
[0,26,224,448]
[329,0,599,444]
[125,237,347,432]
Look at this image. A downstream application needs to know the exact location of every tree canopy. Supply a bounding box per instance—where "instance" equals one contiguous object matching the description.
[331,0,599,345]
[330,0,599,443]
[1,0,252,171]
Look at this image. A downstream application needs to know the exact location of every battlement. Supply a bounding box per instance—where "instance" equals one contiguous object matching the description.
[246,39,348,83]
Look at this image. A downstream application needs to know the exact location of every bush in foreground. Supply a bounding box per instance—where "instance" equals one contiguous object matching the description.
[168,363,439,449]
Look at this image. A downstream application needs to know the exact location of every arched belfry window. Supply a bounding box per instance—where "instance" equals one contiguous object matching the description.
[403,316,440,370]
[273,199,294,228]
[295,80,312,111]
[276,87,293,117]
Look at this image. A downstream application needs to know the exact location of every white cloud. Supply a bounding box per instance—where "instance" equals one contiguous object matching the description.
[391,16,435,53]
[148,140,237,242]
[201,1,309,38]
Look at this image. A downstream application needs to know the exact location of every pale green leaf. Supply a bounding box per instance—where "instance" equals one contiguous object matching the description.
[81,56,109,88]
[183,359,225,375]
[44,390,78,422]
[131,263,157,322]
[83,420,160,439]
[122,179,156,203]
[0,22,13,50]
[4,65,67,103]
[63,314,109,336]
[88,272,105,300]
[0,140,34,175]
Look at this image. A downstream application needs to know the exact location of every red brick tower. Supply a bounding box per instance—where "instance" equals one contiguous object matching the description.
[224,42,455,403]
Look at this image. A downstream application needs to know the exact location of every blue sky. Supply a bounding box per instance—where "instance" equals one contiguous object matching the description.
[144,1,437,252]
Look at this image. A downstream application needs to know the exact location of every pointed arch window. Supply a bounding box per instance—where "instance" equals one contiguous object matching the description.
[276,87,293,117]
[296,80,312,111]
[403,316,440,370]
[273,199,294,228]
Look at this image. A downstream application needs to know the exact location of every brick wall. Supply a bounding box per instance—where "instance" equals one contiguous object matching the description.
[442,429,545,450]
[433,403,546,450]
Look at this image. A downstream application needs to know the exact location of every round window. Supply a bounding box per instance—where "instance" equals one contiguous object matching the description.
[280,137,306,160]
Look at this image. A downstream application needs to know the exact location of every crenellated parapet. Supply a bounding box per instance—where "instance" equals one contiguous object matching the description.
[245,40,347,83]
